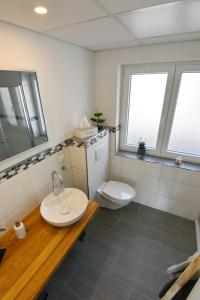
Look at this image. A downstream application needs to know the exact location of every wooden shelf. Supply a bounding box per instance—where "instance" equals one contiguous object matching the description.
[0,201,99,300]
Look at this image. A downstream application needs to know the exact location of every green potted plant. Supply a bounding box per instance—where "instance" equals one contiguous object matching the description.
[90,112,106,130]
[137,138,146,157]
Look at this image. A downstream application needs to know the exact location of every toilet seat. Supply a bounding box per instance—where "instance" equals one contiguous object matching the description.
[102,181,136,202]
[97,181,136,209]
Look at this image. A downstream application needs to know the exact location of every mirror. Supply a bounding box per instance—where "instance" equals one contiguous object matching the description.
[0,71,48,162]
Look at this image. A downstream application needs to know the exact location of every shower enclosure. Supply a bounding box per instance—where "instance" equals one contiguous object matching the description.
[0,71,48,162]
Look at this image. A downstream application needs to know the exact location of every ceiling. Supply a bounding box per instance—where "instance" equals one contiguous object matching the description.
[0,0,200,51]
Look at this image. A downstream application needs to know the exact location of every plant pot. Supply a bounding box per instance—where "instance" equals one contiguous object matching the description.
[137,147,146,157]
[97,125,103,131]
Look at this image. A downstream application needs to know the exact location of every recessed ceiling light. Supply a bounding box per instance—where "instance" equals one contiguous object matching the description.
[34,6,48,15]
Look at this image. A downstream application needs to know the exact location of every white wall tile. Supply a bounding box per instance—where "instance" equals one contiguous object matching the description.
[2,198,37,228]
[133,188,157,208]
[65,169,74,187]
[108,155,200,219]
[156,195,200,220]
[28,153,61,204]
[64,147,72,170]
[87,134,110,199]
[69,146,86,170]
[110,153,122,169]
[109,152,200,219]
[161,165,200,189]
[110,132,116,153]
[121,169,159,193]
[72,167,88,195]
[0,170,35,222]
[158,179,200,206]
[109,166,121,181]
[121,157,162,177]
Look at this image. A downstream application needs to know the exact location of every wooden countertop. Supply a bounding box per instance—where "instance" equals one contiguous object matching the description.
[0,201,99,300]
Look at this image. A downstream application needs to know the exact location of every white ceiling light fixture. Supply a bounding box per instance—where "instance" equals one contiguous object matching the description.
[34,6,48,15]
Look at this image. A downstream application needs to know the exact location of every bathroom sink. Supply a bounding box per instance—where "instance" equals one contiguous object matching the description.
[40,188,88,227]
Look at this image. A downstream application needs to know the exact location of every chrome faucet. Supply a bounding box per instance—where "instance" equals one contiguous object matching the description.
[51,170,64,196]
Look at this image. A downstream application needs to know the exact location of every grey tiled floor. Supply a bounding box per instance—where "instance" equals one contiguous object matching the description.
[38,202,196,300]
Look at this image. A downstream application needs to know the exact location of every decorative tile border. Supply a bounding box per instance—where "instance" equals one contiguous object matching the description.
[0,140,70,184]
[0,126,118,184]
[86,128,110,147]
[69,126,118,148]
[108,124,120,133]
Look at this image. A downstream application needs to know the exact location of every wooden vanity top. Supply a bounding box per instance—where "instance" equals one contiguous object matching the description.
[0,201,99,300]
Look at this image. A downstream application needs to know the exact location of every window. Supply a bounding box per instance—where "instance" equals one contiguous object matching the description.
[120,63,200,162]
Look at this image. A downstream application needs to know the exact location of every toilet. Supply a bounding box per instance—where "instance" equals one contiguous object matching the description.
[97,180,136,210]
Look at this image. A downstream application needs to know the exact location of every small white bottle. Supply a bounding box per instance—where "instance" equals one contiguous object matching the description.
[14,221,26,239]
[175,156,183,165]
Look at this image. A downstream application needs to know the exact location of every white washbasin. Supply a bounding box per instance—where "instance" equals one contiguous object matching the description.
[40,188,88,227]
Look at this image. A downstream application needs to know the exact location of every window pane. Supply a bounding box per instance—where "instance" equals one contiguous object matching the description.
[126,73,168,148]
[168,72,200,156]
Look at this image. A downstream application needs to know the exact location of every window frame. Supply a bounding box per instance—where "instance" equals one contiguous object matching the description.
[119,62,200,163]
[161,65,200,162]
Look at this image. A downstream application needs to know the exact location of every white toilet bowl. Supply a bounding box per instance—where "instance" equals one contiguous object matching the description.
[97,180,136,210]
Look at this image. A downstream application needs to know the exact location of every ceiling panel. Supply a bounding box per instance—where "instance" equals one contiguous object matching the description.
[88,40,139,50]
[97,0,179,14]
[46,17,134,47]
[140,31,200,45]
[118,1,200,39]
[0,0,107,32]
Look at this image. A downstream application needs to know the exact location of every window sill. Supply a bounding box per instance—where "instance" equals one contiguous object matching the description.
[117,150,200,173]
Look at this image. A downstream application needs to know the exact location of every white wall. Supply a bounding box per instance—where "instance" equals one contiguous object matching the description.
[87,133,110,199]
[95,42,200,220]
[109,133,200,220]
[0,21,94,171]
[94,40,200,126]
[0,21,94,228]
[69,132,110,200]
[69,146,88,195]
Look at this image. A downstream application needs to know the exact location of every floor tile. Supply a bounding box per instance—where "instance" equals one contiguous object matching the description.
[120,201,142,219]
[37,202,196,300]
[39,278,80,300]
[71,242,114,274]
[73,234,119,264]
[68,262,130,300]
[135,235,188,265]
[162,227,196,255]
[180,218,195,234]
[87,221,138,255]
[111,251,169,299]
[128,289,153,300]
[53,253,80,288]
[139,205,182,231]
[118,216,162,243]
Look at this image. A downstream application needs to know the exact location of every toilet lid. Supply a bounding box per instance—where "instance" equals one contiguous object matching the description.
[103,181,136,201]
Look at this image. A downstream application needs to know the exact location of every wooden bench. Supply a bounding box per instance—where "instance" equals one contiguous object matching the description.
[0,201,99,300]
